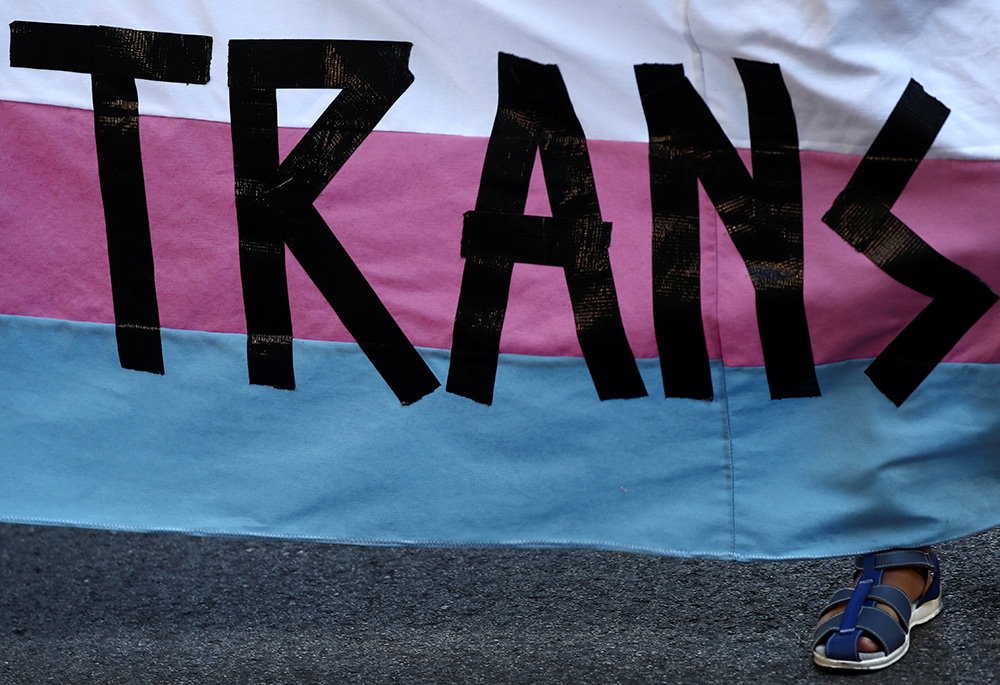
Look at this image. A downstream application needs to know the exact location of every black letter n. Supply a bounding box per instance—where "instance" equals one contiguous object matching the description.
[228,40,439,405]
[635,60,818,401]
[10,22,213,375]
[447,53,646,405]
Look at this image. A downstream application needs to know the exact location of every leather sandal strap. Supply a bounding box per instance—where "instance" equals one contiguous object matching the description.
[814,613,847,644]
[819,588,859,616]
[853,549,935,571]
[867,584,912,626]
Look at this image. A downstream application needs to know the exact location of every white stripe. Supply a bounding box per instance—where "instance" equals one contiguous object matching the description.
[3,1,1000,157]
[688,3,1000,159]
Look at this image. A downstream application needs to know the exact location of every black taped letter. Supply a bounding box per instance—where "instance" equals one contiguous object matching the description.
[10,22,213,375]
[822,81,998,406]
[228,40,439,405]
[447,53,646,405]
[635,60,818,401]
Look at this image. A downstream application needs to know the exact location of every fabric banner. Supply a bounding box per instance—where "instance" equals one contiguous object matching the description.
[2,1,1000,560]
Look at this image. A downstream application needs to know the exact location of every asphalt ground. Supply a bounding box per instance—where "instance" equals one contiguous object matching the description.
[1,522,998,683]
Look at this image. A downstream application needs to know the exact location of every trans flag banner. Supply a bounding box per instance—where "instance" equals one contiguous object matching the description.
[2,1,1000,560]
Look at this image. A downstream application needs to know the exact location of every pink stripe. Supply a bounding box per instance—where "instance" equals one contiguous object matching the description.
[2,99,999,365]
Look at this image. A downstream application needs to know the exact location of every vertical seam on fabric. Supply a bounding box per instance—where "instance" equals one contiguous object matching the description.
[681,4,734,555]
[709,203,737,558]
[682,0,709,98]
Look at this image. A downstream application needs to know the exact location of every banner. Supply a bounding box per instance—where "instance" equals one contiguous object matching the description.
[3,1,1000,560]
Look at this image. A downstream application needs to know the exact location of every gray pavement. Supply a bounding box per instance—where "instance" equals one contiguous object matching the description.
[1,522,998,683]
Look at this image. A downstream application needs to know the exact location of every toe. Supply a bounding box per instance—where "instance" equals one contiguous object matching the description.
[858,635,881,653]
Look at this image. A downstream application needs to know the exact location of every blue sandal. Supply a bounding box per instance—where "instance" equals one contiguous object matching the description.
[813,549,942,671]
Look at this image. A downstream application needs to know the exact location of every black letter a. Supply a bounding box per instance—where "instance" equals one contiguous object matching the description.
[447,53,646,405]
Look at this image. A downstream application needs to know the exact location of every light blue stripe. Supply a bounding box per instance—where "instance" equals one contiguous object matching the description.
[726,362,1000,559]
[1,314,999,560]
